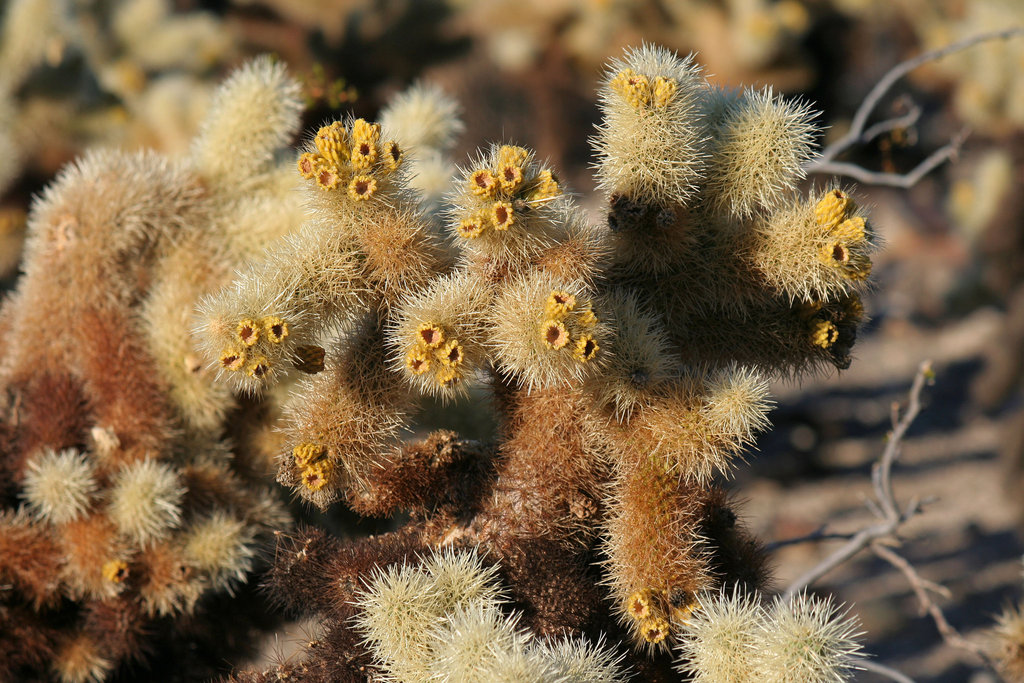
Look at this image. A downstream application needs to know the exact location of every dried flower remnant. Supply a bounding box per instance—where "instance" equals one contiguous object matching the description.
[294,344,326,374]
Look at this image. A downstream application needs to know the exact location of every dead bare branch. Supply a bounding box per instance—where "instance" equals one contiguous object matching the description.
[776,360,1007,680]
[782,360,933,601]
[804,27,1024,186]
[857,659,918,683]
[872,542,999,671]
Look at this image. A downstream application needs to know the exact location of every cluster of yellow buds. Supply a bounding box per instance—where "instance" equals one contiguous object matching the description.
[296,119,403,200]
[814,189,872,281]
[292,443,334,492]
[610,68,678,110]
[539,290,600,363]
[797,293,865,351]
[456,146,561,240]
[808,318,839,349]
[625,589,673,645]
[404,322,466,388]
[218,315,289,378]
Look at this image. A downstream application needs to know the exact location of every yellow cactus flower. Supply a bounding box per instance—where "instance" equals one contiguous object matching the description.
[351,118,381,145]
[574,334,599,362]
[457,212,487,239]
[541,320,570,350]
[832,216,866,242]
[301,460,333,491]
[406,346,432,375]
[469,168,499,198]
[611,69,652,108]
[246,355,270,378]
[438,339,464,367]
[219,348,246,372]
[296,152,321,179]
[497,145,529,169]
[652,76,677,108]
[382,140,403,172]
[491,201,515,231]
[314,121,349,167]
[577,307,598,327]
[641,617,670,644]
[626,590,653,621]
[497,164,524,193]
[545,291,577,318]
[236,319,260,346]
[436,363,459,387]
[809,320,839,348]
[316,166,342,191]
[293,442,326,467]
[350,140,378,169]
[348,174,378,201]
[529,169,561,201]
[102,560,129,583]
[262,316,289,343]
[416,322,445,349]
[819,240,851,267]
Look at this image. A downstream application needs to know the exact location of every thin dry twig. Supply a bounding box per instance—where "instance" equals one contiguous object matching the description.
[782,360,933,601]
[857,658,918,683]
[804,27,1024,186]
[778,361,1006,680]
[811,130,968,189]
[872,542,999,671]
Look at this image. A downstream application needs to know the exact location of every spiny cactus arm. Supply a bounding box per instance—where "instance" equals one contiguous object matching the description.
[276,318,414,510]
[591,44,707,207]
[447,143,573,278]
[387,270,491,401]
[190,56,304,184]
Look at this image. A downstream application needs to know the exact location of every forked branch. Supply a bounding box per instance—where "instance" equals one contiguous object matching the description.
[804,27,1024,186]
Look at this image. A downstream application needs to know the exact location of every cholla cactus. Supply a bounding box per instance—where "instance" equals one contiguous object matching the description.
[209,44,875,681]
[0,57,299,682]
[3,43,876,681]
